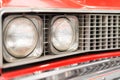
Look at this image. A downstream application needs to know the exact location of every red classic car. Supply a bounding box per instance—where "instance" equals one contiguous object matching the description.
[1,0,120,80]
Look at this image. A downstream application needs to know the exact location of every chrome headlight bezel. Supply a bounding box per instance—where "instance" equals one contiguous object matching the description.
[49,15,79,54]
[3,15,43,62]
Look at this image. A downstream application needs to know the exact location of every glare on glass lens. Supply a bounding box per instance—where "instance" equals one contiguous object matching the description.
[52,18,74,51]
[4,17,38,58]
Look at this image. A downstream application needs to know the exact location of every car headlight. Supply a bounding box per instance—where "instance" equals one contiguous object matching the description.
[3,15,43,62]
[50,15,79,54]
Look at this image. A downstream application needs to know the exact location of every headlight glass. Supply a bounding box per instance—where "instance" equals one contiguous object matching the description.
[50,16,79,53]
[4,17,38,58]
[52,18,74,51]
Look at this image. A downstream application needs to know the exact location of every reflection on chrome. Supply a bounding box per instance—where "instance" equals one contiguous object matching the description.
[13,57,120,80]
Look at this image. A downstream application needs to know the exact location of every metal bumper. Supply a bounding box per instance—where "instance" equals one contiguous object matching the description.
[1,51,120,80]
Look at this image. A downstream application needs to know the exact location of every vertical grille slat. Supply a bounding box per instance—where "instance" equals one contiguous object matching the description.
[42,14,56,55]
[43,14,49,56]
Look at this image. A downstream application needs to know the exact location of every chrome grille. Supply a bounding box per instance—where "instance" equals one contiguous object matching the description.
[3,13,120,68]
[79,14,120,51]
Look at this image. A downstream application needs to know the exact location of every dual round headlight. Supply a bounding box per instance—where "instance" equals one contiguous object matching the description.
[3,15,43,62]
[50,16,79,54]
[51,18,74,51]
[4,17,38,58]
[3,15,79,62]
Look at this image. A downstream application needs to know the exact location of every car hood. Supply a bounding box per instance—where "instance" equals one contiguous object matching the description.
[1,0,120,10]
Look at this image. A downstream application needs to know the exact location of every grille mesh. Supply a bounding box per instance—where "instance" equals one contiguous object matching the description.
[79,14,120,52]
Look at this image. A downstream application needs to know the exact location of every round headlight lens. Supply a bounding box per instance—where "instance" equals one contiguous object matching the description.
[51,18,74,51]
[4,17,38,58]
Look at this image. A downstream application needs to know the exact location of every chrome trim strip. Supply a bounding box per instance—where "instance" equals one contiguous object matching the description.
[1,7,120,13]
[14,59,111,80]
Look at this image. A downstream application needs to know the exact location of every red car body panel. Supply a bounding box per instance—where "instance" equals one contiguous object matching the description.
[1,0,120,9]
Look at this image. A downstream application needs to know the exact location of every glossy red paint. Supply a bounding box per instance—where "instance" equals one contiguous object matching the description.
[2,51,120,80]
[85,0,120,7]
[1,0,120,9]
[1,0,82,8]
